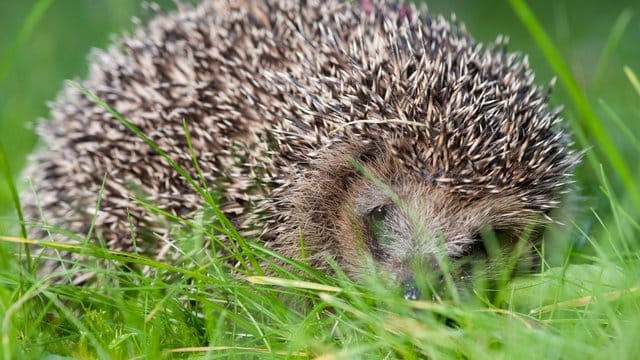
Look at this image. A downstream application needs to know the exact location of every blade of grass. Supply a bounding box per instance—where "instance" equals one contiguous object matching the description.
[165,346,307,357]
[0,236,220,284]
[0,0,54,83]
[599,167,634,261]
[530,286,640,315]
[0,143,29,266]
[624,66,640,95]
[246,276,344,293]
[598,100,640,153]
[593,9,633,88]
[0,141,34,346]
[508,0,640,210]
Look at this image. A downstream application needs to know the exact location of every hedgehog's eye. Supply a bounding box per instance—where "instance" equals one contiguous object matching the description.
[367,205,394,246]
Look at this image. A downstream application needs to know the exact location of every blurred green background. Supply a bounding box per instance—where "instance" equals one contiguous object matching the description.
[1,0,639,235]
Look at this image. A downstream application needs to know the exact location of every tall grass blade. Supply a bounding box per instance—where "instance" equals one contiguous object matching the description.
[0,0,54,84]
[508,0,640,210]
[593,9,633,87]
[624,66,640,96]
[0,143,28,262]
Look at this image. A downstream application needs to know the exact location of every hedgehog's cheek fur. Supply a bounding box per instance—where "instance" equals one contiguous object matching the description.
[340,181,480,283]
[334,175,545,289]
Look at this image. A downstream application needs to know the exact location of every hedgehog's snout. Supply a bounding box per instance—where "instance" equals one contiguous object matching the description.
[385,265,424,300]
[355,180,484,298]
[401,275,421,301]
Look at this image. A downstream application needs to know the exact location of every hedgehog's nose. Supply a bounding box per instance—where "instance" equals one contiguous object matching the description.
[401,276,421,300]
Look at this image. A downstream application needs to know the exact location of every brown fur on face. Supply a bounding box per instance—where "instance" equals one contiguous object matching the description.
[271,141,543,284]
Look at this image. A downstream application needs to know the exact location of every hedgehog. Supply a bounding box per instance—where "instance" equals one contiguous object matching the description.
[22,0,579,294]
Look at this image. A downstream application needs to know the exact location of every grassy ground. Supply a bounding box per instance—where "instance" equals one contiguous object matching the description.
[1,0,639,358]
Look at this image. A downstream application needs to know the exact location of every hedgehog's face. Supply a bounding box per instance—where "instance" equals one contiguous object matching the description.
[326,146,539,299]
[282,142,545,299]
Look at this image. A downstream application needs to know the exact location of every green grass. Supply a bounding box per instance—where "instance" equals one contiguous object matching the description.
[1,0,640,358]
